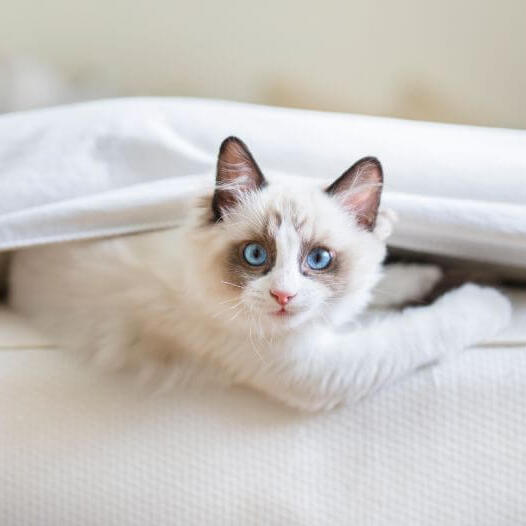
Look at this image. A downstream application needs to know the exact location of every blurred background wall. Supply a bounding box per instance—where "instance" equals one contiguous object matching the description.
[1,0,525,128]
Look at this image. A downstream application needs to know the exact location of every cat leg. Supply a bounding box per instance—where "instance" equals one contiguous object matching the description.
[370,263,443,308]
[246,284,511,411]
[89,321,173,373]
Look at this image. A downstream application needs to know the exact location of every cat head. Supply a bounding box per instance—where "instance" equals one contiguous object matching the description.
[186,136,391,333]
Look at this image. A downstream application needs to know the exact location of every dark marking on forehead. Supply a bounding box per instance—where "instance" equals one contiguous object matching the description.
[264,211,282,238]
[283,201,307,233]
[291,214,307,233]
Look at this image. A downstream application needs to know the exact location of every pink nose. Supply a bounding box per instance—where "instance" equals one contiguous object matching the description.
[270,289,296,306]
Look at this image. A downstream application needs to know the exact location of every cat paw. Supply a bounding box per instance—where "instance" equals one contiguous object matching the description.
[410,264,443,299]
[437,283,512,342]
[373,263,443,307]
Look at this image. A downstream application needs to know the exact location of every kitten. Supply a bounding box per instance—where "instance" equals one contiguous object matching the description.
[9,137,512,411]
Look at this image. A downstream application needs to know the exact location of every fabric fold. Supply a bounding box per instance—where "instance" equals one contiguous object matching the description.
[1,97,524,269]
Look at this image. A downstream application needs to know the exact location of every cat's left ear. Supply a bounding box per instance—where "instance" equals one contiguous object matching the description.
[325,157,383,231]
[212,136,267,221]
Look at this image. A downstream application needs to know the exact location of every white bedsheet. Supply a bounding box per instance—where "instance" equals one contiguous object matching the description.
[1,97,525,269]
[1,290,526,525]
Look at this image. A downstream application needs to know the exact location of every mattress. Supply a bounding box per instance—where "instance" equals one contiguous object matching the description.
[1,288,526,525]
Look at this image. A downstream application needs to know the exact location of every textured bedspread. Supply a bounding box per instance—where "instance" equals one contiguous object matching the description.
[1,288,525,525]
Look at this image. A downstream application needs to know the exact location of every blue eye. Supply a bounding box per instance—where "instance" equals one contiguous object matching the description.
[306,247,332,270]
[243,243,268,266]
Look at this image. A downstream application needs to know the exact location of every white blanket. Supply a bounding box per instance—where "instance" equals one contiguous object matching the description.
[1,291,526,525]
[1,97,525,269]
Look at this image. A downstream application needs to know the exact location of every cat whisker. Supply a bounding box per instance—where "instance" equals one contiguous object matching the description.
[219,297,240,305]
[248,324,267,365]
[212,300,244,319]
[227,305,244,323]
[221,280,243,289]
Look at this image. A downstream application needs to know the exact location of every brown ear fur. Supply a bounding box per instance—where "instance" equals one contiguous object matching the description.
[212,137,267,221]
[326,157,383,230]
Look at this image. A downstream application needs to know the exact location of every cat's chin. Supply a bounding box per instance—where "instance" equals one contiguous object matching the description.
[263,309,314,331]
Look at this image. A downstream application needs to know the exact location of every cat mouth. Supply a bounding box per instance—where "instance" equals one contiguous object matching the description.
[270,308,295,317]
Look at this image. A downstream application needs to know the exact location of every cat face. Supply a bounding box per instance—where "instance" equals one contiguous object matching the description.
[187,137,389,333]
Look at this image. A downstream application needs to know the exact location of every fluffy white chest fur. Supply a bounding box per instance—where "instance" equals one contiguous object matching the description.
[9,137,511,411]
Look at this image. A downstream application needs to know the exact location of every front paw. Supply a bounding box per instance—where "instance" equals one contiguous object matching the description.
[410,264,444,300]
[436,283,512,342]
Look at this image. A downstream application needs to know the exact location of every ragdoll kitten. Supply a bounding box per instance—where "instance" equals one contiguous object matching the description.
[9,137,512,411]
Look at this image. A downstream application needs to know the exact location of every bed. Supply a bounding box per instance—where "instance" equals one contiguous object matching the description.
[1,98,525,525]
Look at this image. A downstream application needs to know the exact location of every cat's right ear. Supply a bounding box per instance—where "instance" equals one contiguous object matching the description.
[212,136,267,221]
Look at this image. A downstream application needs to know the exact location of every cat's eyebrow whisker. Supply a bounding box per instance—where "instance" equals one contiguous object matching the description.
[218,209,263,231]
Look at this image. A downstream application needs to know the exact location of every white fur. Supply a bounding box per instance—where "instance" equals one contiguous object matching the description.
[370,262,443,308]
[9,173,512,411]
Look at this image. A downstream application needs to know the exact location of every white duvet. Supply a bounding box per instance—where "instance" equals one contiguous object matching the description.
[1,98,526,525]
[1,97,525,269]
